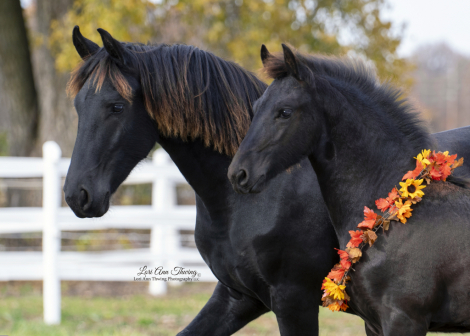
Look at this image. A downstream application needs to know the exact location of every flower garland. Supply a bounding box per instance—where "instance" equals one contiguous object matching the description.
[321,150,464,312]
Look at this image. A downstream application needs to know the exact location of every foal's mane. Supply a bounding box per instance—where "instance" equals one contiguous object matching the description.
[263,50,431,152]
[68,43,267,156]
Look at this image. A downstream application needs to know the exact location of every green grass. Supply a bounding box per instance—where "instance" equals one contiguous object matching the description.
[0,283,462,335]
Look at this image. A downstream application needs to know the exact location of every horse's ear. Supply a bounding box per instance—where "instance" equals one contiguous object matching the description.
[282,44,301,80]
[97,28,132,66]
[72,26,99,59]
[260,44,271,66]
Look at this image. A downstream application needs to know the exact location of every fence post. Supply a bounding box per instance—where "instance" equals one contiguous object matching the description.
[149,149,176,295]
[42,141,61,325]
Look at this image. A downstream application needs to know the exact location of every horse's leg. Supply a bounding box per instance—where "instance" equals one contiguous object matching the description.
[271,286,320,336]
[365,322,382,336]
[177,281,269,336]
[381,311,428,336]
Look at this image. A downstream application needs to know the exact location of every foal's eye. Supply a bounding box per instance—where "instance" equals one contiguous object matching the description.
[112,104,124,113]
[280,109,293,119]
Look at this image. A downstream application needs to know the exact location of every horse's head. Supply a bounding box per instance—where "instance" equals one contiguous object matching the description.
[64,27,157,218]
[229,44,323,194]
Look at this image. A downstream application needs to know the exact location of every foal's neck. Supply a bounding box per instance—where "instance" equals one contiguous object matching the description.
[309,83,432,247]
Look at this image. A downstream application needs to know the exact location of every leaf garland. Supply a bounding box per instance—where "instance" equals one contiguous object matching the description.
[321,150,464,312]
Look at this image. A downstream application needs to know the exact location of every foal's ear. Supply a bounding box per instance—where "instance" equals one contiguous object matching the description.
[72,26,99,59]
[282,44,301,81]
[260,44,271,66]
[97,28,132,66]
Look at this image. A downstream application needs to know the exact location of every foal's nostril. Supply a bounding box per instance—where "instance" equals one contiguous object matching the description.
[236,169,248,186]
[79,188,90,210]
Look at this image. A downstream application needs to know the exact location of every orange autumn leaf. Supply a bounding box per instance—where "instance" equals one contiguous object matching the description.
[452,157,464,169]
[375,187,399,212]
[375,198,390,212]
[327,266,346,282]
[430,165,442,180]
[336,248,349,261]
[440,164,452,180]
[387,188,399,202]
[447,153,458,165]
[402,160,423,181]
[336,248,351,270]
[328,301,349,312]
[357,206,378,229]
[340,259,351,270]
[346,230,364,248]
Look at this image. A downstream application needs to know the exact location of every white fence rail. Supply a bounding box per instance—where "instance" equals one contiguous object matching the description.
[0,142,216,324]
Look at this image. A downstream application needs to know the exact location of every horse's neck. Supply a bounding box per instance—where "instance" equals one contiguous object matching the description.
[309,97,429,247]
[158,136,234,224]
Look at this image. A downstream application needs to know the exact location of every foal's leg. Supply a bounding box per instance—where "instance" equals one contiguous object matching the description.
[177,281,269,336]
[271,285,320,336]
[365,322,382,336]
[381,311,428,336]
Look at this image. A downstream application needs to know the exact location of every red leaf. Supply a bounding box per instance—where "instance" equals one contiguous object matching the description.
[335,248,349,261]
[346,230,364,248]
[335,248,351,270]
[375,198,390,212]
[402,160,423,181]
[340,259,352,270]
[440,164,451,180]
[387,188,399,202]
[430,165,442,180]
[358,206,378,229]
[327,267,346,281]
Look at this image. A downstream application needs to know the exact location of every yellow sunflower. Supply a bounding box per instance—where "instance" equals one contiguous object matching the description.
[395,199,413,224]
[322,278,346,300]
[399,179,426,199]
[415,149,431,167]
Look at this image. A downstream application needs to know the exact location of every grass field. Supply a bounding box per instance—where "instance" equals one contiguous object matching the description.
[0,282,461,335]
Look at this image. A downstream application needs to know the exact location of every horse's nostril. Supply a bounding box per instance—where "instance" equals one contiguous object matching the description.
[79,188,89,210]
[236,169,248,186]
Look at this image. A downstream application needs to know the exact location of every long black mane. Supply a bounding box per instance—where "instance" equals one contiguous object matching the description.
[263,50,431,153]
[68,42,267,156]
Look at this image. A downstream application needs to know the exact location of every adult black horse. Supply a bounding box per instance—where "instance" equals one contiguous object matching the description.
[64,27,470,335]
[228,44,470,335]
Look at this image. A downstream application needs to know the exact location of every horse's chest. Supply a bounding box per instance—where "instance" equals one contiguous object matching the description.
[195,223,269,297]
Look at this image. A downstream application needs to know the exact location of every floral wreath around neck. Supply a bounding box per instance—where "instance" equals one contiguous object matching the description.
[321,149,464,312]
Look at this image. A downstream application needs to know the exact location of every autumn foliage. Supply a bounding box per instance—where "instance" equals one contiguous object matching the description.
[321,150,464,312]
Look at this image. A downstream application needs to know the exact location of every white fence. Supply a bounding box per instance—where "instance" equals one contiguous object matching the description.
[0,141,216,324]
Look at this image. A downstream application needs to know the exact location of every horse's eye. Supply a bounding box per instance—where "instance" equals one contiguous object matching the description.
[113,104,124,113]
[280,109,292,119]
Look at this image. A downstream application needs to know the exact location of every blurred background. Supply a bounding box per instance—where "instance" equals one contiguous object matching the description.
[0,0,469,335]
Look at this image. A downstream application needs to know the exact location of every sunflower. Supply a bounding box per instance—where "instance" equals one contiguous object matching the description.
[415,149,431,167]
[395,199,413,224]
[322,278,346,300]
[399,179,426,199]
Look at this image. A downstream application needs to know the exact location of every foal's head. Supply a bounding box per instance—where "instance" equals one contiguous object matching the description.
[229,44,321,194]
[229,44,429,194]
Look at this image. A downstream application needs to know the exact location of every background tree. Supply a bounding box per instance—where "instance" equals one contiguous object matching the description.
[1,0,413,157]
[50,0,412,87]
[160,0,412,85]
[0,0,38,156]
[31,0,76,156]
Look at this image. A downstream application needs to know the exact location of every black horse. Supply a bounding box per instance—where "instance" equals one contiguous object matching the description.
[229,44,470,335]
[64,27,337,335]
[63,27,470,336]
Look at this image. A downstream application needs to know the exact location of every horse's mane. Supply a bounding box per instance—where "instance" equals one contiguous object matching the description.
[262,50,430,153]
[67,43,267,156]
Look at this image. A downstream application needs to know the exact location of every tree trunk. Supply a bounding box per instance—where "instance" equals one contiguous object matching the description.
[0,0,38,156]
[33,0,76,156]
